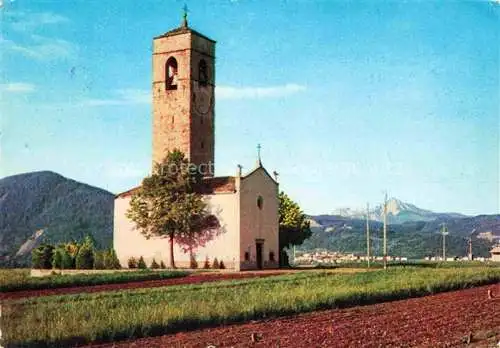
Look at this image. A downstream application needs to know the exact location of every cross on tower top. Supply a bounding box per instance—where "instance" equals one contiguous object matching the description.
[182,4,189,27]
[257,143,262,166]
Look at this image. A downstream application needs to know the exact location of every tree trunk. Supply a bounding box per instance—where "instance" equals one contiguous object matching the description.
[169,233,176,269]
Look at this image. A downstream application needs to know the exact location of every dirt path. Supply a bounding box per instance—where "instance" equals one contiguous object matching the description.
[0,271,286,300]
[90,284,500,348]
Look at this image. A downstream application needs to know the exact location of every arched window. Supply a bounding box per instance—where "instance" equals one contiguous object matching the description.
[166,57,178,90]
[257,195,264,210]
[199,59,208,86]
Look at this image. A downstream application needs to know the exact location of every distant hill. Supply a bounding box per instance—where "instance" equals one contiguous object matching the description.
[1,172,497,265]
[0,171,114,267]
[304,212,500,260]
[333,198,466,224]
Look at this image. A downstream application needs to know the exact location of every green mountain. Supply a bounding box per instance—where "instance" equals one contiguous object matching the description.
[0,171,114,267]
[1,171,497,265]
[303,215,498,259]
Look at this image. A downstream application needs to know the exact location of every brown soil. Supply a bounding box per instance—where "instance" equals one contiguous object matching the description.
[89,284,500,348]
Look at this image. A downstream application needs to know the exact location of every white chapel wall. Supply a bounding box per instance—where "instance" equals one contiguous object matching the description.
[238,168,280,269]
[113,192,240,269]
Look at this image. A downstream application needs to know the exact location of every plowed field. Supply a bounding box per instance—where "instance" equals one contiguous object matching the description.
[90,284,500,348]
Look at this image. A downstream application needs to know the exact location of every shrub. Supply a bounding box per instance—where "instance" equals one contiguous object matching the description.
[104,249,121,269]
[219,260,225,269]
[212,257,219,269]
[75,236,95,270]
[65,241,79,258]
[52,247,64,269]
[53,246,73,269]
[75,244,94,270]
[189,254,198,269]
[160,260,166,269]
[32,244,54,269]
[61,250,75,269]
[138,256,147,269]
[94,251,105,270]
[128,257,138,269]
[203,256,210,269]
[151,258,160,269]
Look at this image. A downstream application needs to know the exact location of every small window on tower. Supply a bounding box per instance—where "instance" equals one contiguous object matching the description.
[201,141,204,149]
[199,59,208,87]
[166,57,178,90]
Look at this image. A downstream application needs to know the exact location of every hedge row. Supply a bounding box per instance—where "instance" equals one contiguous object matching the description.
[32,236,121,270]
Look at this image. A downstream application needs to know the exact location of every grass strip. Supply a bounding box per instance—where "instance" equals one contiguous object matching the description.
[2,267,499,347]
[0,269,188,292]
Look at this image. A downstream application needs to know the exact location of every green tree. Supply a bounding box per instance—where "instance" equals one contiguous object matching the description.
[279,191,312,267]
[107,248,121,269]
[128,257,138,269]
[203,256,210,269]
[150,258,160,269]
[52,246,64,269]
[75,236,95,269]
[126,150,214,268]
[138,256,147,269]
[31,244,54,269]
[102,248,121,269]
[212,257,219,269]
[61,246,75,269]
[94,250,105,269]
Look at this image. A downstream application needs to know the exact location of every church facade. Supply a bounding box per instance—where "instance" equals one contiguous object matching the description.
[113,18,279,270]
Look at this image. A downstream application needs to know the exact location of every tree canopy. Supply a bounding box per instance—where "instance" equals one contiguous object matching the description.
[126,150,219,268]
[279,191,312,266]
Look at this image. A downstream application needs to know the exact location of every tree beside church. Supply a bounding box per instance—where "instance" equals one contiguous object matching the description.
[279,192,312,267]
[126,150,217,268]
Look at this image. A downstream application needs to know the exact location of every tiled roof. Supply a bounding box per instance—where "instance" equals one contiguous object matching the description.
[116,176,235,198]
[194,176,235,194]
[491,246,500,253]
[116,186,140,198]
[154,26,215,43]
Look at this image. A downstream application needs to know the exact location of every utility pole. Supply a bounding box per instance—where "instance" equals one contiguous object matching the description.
[468,238,472,261]
[468,229,476,261]
[383,193,388,270]
[366,203,370,268]
[441,223,448,261]
[384,192,387,269]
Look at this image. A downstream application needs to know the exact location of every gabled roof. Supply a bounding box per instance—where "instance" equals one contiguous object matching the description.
[242,163,279,186]
[154,25,216,43]
[115,176,235,199]
[491,246,500,254]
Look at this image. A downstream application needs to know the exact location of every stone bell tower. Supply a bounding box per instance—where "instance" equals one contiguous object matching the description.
[152,13,215,176]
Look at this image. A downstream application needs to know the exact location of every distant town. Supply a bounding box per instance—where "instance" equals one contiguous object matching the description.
[293,249,499,266]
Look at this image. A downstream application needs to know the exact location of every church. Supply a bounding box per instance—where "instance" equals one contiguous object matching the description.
[113,15,280,271]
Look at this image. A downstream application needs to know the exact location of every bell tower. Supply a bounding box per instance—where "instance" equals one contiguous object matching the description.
[152,14,215,176]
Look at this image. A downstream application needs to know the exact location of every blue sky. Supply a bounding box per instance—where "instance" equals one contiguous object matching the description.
[1,0,498,215]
